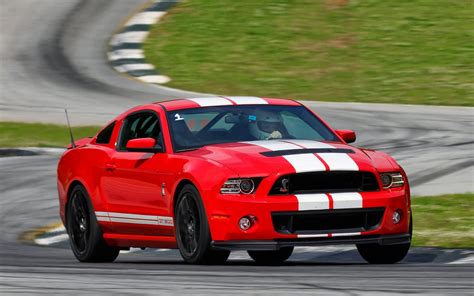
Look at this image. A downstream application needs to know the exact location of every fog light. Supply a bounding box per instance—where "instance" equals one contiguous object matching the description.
[392,210,402,224]
[239,215,256,231]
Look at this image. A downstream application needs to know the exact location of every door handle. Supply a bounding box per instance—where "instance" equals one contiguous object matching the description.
[105,163,116,171]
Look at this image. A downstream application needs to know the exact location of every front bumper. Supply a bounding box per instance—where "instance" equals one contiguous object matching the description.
[205,189,411,242]
[212,233,411,251]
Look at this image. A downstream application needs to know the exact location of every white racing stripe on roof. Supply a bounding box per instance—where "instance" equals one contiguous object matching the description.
[331,192,363,209]
[189,97,233,107]
[225,96,268,105]
[296,193,329,211]
[125,11,166,26]
[318,153,359,171]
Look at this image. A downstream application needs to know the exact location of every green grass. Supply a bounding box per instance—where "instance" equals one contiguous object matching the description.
[144,0,474,106]
[412,194,473,248]
[0,122,101,148]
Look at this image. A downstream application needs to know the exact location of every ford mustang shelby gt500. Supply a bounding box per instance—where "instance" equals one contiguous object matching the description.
[57,96,411,264]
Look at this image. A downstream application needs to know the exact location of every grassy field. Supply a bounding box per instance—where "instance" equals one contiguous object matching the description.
[0,122,101,148]
[144,0,474,106]
[412,194,473,248]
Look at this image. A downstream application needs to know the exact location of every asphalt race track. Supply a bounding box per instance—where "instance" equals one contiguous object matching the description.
[1,0,473,294]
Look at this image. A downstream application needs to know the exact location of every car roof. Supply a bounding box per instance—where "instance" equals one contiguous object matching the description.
[154,96,301,111]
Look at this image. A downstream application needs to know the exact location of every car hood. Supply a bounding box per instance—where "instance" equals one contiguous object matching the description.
[180,140,397,176]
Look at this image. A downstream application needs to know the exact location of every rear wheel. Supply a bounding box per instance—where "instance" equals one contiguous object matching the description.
[356,214,412,264]
[66,185,119,262]
[175,184,230,264]
[248,247,294,265]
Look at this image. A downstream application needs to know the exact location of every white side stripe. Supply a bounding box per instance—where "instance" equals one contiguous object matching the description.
[331,192,363,209]
[296,194,329,211]
[318,153,359,171]
[95,212,173,226]
[188,97,233,107]
[226,96,268,105]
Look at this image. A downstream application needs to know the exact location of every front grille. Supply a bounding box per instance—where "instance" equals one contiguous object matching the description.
[272,208,385,234]
[269,171,379,195]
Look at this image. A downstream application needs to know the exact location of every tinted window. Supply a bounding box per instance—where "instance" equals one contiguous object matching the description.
[96,122,115,144]
[167,105,339,152]
[118,112,163,150]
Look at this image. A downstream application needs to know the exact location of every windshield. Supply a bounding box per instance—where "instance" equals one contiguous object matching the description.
[167,105,339,152]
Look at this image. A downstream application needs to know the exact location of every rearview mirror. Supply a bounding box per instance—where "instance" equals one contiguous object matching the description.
[126,138,162,153]
[335,130,356,143]
[224,114,240,124]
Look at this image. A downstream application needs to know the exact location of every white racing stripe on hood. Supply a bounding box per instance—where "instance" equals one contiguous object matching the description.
[242,140,300,151]
[242,140,326,172]
[284,140,334,149]
[318,153,359,171]
[283,154,326,172]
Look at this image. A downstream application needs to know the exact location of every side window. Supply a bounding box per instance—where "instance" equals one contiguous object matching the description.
[118,112,162,150]
[96,121,115,144]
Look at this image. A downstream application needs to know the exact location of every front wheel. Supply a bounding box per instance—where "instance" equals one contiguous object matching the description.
[175,184,230,264]
[357,215,412,264]
[248,247,294,265]
[66,185,120,262]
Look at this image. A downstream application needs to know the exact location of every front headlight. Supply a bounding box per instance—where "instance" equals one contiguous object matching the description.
[220,178,259,194]
[380,173,404,189]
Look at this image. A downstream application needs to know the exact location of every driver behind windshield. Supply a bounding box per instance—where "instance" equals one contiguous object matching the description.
[249,109,286,140]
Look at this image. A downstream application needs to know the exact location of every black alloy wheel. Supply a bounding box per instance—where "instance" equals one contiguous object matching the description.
[177,194,201,257]
[175,184,230,264]
[66,185,119,262]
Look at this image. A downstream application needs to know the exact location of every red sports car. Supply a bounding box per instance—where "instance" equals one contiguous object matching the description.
[57,97,412,264]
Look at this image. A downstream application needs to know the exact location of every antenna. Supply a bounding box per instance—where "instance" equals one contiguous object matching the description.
[65,109,76,148]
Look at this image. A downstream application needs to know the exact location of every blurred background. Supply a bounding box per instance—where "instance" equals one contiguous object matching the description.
[0,0,473,294]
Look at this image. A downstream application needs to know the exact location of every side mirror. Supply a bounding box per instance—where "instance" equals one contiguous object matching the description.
[126,138,162,153]
[336,130,356,143]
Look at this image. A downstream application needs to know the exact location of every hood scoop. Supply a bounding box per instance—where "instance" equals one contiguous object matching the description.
[261,148,355,157]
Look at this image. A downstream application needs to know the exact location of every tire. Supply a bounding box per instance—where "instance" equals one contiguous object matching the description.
[356,214,412,264]
[175,184,230,264]
[248,247,294,265]
[66,185,120,262]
